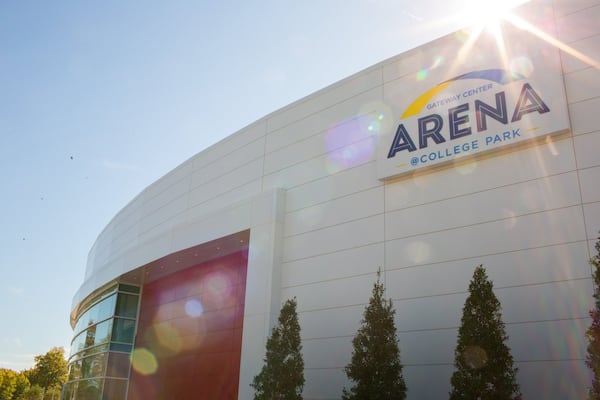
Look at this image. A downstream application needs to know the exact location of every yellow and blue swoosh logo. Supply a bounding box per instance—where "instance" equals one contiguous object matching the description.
[401,69,526,119]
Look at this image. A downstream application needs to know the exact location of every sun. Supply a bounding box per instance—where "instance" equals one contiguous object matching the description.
[456,0,528,27]
[448,0,599,75]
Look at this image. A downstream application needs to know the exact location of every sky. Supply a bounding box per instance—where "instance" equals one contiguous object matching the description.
[0,0,526,371]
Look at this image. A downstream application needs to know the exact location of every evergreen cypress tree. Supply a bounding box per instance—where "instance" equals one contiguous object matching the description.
[251,297,304,400]
[450,265,521,399]
[343,270,406,400]
[586,234,600,399]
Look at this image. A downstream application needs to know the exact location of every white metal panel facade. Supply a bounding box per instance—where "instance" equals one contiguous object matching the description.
[72,0,600,398]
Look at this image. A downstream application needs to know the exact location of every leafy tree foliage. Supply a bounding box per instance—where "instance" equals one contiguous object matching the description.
[0,368,18,400]
[0,369,31,400]
[28,347,67,395]
[251,298,304,400]
[13,372,30,400]
[0,346,66,400]
[19,385,43,400]
[343,271,406,400]
[450,265,521,399]
[587,234,600,399]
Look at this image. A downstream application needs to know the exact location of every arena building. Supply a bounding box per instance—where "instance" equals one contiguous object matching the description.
[64,0,600,398]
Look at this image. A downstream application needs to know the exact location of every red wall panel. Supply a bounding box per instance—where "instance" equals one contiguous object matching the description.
[128,250,248,400]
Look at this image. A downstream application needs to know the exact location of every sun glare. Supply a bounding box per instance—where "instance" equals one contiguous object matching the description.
[457,0,528,27]
[446,0,529,68]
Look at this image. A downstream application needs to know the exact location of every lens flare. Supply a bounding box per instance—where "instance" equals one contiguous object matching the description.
[130,348,158,375]
[203,271,235,308]
[181,318,207,351]
[367,115,384,132]
[463,345,488,369]
[405,241,433,264]
[185,299,204,318]
[416,55,445,81]
[502,208,517,229]
[431,55,444,69]
[454,29,471,43]
[545,135,559,156]
[416,69,428,81]
[454,160,478,175]
[154,322,182,354]
[325,115,377,170]
[510,56,534,78]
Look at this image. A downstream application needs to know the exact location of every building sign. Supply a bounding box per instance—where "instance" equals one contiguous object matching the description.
[377,24,570,180]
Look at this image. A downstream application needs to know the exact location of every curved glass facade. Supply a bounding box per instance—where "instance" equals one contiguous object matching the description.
[63,284,140,400]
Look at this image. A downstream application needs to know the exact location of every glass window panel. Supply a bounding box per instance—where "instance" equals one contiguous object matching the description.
[62,381,77,400]
[118,284,140,294]
[78,285,117,314]
[74,295,116,335]
[70,343,109,363]
[96,284,118,299]
[106,353,131,378]
[97,296,116,319]
[109,343,132,353]
[76,378,103,400]
[68,359,82,381]
[103,378,128,400]
[67,347,108,381]
[79,352,108,380]
[69,335,81,359]
[70,320,113,357]
[111,318,135,344]
[115,294,138,318]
